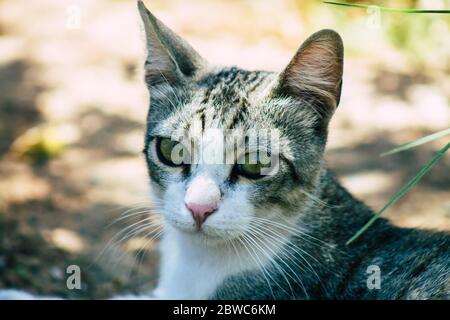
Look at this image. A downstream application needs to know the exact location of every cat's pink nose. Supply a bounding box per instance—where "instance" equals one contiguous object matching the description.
[186,203,217,227]
[185,175,221,227]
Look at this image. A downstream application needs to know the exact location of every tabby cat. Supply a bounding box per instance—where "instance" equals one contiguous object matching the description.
[0,1,448,300]
[136,2,449,300]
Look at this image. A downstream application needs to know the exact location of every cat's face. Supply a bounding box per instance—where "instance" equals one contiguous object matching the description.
[138,2,343,246]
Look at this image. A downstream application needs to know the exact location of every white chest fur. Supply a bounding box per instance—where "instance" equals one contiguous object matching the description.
[153,229,253,299]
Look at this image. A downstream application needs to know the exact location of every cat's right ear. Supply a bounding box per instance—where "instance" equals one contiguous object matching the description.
[273,29,344,119]
[138,1,207,86]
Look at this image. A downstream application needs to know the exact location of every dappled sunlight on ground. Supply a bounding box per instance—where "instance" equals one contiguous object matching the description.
[0,0,449,298]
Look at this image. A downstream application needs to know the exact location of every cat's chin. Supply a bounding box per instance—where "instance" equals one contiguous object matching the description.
[186,232,230,247]
[168,223,245,247]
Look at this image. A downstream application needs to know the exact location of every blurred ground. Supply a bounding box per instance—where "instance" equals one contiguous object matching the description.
[0,0,449,298]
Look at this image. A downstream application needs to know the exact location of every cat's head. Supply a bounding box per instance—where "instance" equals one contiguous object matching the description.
[138,2,343,246]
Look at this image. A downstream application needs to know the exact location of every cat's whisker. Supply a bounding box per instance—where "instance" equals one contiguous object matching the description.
[127,226,165,279]
[110,216,160,241]
[98,200,152,217]
[272,214,352,258]
[247,222,321,286]
[108,223,163,261]
[226,238,253,290]
[253,221,324,270]
[236,235,276,299]
[97,217,162,263]
[105,197,163,227]
[245,233,302,295]
[246,223,313,297]
[300,189,340,209]
[109,225,164,279]
[241,232,293,298]
[250,216,336,250]
[245,218,322,253]
[243,227,298,298]
[114,220,163,247]
[111,209,161,225]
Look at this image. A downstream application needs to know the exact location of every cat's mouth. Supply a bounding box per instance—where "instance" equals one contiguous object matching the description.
[165,212,250,243]
[182,227,250,247]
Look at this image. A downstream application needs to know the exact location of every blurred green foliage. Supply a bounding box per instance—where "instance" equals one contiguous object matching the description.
[306,0,450,69]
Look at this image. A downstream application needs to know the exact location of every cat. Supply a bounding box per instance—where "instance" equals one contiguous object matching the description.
[0,1,448,300]
[137,1,449,300]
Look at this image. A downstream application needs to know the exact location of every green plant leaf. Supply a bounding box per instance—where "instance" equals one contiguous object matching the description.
[346,141,450,245]
[323,1,450,14]
[381,128,450,157]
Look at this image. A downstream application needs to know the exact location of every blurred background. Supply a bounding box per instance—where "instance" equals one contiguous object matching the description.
[0,0,449,298]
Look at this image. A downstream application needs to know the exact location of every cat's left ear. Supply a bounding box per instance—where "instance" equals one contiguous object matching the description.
[274,29,344,118]
[138,1,207,86]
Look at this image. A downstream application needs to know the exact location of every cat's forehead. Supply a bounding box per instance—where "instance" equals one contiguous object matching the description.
[152,67,276,134]
[196,67,273,105]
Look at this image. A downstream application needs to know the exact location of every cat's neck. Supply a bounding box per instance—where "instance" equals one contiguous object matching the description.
[284,169,399,297]
[309,169,395,248]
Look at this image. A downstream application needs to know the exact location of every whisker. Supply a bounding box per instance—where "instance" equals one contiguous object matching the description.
[243,228,297,298]
[110,209,160,226]
[237,236,276,299]
[96,217,162,263]
[250,216,337,250]
[248,222,321,288]
[114,220,162,247]
[241,233,289,298]
[252,220,323,269]
[247,223,314,297]
[103,224,163,277]
[127,226,165,279]
[300,189,340,209]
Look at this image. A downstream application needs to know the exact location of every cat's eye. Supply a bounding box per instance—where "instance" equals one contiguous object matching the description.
[235,153,272,180]
[156,137,186,167]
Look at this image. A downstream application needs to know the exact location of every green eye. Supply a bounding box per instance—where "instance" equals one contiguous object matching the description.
[156,137,186,167]
[236,153,271,179]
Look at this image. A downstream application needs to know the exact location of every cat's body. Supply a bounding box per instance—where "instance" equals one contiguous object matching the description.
[0,2,448,300]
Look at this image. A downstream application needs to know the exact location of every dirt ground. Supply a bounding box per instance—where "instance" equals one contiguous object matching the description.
[0,0,449,298]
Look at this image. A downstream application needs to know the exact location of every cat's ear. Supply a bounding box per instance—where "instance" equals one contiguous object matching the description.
[274,29,343,118]
[137,1,207,86]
